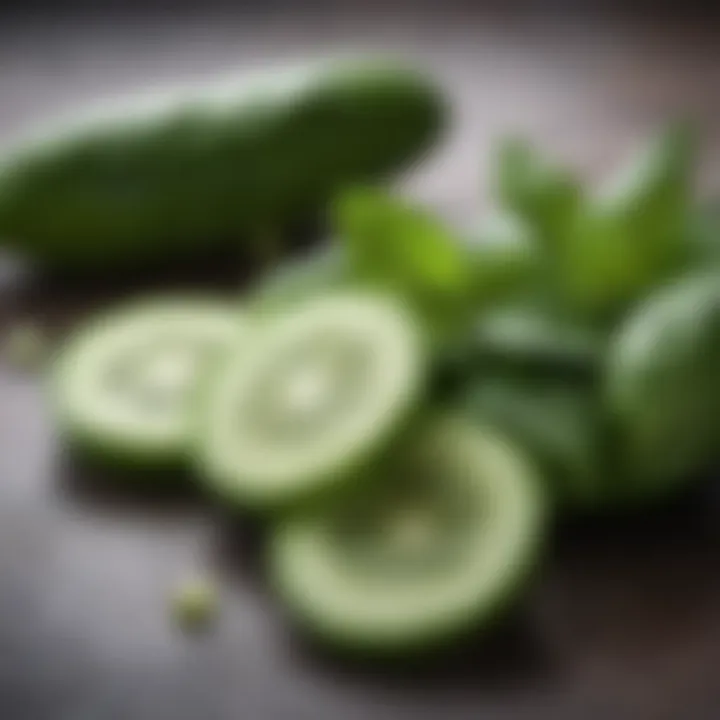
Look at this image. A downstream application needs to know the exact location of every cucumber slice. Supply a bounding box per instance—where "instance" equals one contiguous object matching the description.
[51,297,245,464]
[198,290,425,509]
[269,414,545,653]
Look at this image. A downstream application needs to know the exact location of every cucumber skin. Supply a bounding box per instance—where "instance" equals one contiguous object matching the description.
[604,269,720,497]
[0,61,445,270]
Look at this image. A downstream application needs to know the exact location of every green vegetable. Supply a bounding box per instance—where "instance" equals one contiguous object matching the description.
[269,414,545,653]
[0,60,445,270]
[604,269,720,496]
[51,297,245,466]
[197,290,426,510]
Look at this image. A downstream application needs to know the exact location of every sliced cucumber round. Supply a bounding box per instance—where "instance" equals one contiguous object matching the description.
[51,297,246,464]
[197,290,426,509]
[269,414,546,653]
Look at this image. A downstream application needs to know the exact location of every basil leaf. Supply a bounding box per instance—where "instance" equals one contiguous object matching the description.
[598,121,695,236]
[685,200,720,266]
[495,137,582,250]
[465,212,540,303]
[560,123,698,321]
[334,187,473,301]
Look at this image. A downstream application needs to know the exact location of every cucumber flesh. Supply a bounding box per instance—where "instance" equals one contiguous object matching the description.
[270,414,545,652]
[198,290,426,508]
[52,298,245,463]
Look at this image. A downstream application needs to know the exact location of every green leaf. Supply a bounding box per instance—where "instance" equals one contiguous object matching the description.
[495,138,582,250]
[335,187,473,300]
[558,210,653,322]
[684,200,720,266]
[335,189,547,343]
[466,212,540,304]
[598,121,696,231]
[334,188,481,340]
[559,123,699,321]
[470,303,604,376]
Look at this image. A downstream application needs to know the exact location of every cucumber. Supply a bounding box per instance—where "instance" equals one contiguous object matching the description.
[0,60,445,269]
[495,138,582,251]
[51,297,245,465]
[197,290,426,509]
[269,414,545,653]
[604,269,720,496]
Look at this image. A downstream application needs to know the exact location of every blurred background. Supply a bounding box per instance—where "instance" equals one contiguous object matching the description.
[2,0,720,218]
[1,2,720,720]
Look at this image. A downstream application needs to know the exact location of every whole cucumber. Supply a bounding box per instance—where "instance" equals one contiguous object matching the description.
[0,59,445,270]
[604,268,720,495]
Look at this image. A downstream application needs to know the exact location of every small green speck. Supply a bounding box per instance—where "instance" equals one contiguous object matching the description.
[171,577,219,632]
[2,323,46,370]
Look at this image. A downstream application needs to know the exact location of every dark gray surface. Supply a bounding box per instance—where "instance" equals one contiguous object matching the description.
[2,7,720,720]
